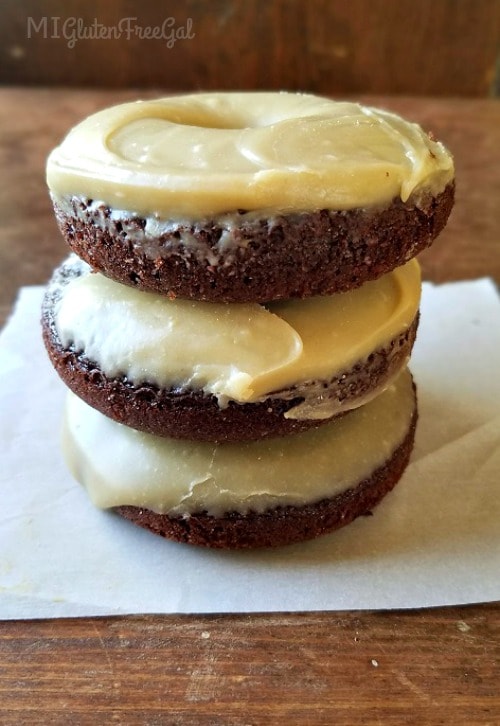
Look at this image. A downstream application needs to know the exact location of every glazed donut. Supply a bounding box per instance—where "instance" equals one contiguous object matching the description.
[47,92,454,302]
[42,254,420,441]
[62,369,418,548]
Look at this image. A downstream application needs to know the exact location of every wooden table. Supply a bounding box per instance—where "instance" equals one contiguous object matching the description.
[0,89,499,724]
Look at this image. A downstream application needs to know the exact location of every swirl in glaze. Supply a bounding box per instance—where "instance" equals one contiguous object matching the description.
[53,256,420,416]
[47,92,454,218]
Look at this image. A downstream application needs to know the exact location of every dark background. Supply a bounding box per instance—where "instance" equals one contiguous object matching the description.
[1,0,499,95]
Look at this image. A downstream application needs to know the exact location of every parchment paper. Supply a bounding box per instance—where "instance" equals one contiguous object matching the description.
[1,279,499,619]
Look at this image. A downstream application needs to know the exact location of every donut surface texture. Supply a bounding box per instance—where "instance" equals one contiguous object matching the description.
[47,92,454,302]
[43,256,420,441]
[61,370,417,548]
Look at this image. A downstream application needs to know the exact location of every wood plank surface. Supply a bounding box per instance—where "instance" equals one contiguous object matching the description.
[0,0,499,96]
[0,88,499,723]
[0,609,499,724]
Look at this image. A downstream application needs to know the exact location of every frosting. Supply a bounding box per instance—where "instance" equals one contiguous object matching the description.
[54,257,420,414]
[62,368,415,516]
[47,92,454,218]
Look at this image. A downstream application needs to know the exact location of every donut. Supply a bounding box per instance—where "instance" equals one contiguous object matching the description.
[42,254,420,441]
[46,92,454,303]
[62,368,417,549]
[42,92,453,549]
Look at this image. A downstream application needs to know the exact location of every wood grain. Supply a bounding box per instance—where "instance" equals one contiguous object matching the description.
[0,89,499,724]
[0,0,499,96]
[0,608,499,724]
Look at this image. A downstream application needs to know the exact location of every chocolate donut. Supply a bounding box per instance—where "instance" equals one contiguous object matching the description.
[62,369,417,549]
[47,93,454,302]
[43,255,420,441]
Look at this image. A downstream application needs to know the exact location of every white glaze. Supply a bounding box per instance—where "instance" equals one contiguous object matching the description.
[62,369,415,516]
[47,92,454,218]
[53,256,420,416]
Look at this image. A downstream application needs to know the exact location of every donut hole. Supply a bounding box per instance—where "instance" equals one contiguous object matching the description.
[167,111,247,130]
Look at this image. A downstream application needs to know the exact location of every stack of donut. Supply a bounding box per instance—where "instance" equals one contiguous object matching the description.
[42,92,454,548]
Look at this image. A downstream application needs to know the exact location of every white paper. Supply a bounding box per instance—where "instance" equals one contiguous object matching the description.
[0,280,499,619]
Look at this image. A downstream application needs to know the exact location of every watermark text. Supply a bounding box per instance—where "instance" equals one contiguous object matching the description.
[27,16,195,49]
